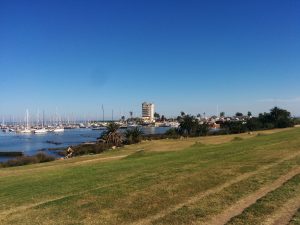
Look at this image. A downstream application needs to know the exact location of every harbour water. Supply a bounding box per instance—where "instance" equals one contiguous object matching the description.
[0,127,170,162]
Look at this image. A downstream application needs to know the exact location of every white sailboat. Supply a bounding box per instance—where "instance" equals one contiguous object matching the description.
[53,127,64,132]
[53,110,64,132]
[34,110,47,134]
[20,109,31,133]
[34,128,47,134]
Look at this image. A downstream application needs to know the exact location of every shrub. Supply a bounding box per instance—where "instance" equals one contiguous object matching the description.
[232,137,243,141]
[165,128,180,138]
[0,152,55,168]
[195,123,210,136]
[100,123,123,146]
[35,152,55,163]
[221,121,248,134]
[124,127,143,144]
[71,143,114,156]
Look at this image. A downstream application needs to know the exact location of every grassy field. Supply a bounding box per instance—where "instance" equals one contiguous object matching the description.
[0,128,300,225]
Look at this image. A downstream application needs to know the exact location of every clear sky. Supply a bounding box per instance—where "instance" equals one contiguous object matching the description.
[0,0,299,120]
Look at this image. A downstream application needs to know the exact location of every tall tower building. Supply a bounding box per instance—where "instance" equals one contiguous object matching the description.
[142,102,155,122]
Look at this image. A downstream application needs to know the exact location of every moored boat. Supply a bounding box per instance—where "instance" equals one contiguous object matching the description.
[34,128,48,134]
[53,127,64,132]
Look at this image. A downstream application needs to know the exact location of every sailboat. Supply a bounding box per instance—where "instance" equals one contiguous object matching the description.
[53,111,64,132]
[34,110,47,134]
[20,109,31,133]
[1,117,8,132]
[53,127,64,132]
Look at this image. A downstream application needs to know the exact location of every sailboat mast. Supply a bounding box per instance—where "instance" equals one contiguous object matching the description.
[102,105,104,122]
[26,109,29,129]
[42,110,45,128]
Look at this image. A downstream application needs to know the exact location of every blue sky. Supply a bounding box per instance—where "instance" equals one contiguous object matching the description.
[0,0,299,120]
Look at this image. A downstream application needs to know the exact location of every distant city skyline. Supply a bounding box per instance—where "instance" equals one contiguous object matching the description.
[1,0,299,118]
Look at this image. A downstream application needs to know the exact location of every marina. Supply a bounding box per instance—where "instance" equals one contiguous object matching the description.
[0,126,170,162]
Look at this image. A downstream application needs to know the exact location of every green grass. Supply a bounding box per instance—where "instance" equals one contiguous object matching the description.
[0,128,300,224]
[153,157,300,225]
[227,174,300,225]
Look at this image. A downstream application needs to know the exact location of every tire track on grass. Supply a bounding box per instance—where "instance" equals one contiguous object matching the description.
[204,167,300,225]
[132,151,300,225]
[264,196,300,225]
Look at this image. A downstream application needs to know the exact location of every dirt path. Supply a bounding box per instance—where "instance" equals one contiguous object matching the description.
[132,152,300,225]
[263,196,300,225]
[72,154,129,165]
[204,167,300,225]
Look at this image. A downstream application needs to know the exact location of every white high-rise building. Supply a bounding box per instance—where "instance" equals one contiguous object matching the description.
[142,102,155,122]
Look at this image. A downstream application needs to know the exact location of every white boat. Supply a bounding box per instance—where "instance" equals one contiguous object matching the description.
[34,110,48,134]
[53,127,64,132]
[79,123,86,128]
[171,122,180,128]
[20,129,31,133]
[34,128,48,134]
[19,109,32,134]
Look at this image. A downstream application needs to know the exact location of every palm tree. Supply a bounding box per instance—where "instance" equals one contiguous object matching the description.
[101,122,123,146]
[125,127,143,144]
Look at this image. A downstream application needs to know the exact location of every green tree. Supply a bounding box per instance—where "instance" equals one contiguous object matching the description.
[235,112,243,117]
[270,107,293,128]
[154,112,160,120]
[220,112,225,117]
[247,111,252,117]
[179,115,198,136]
[221,121,247,134]
[100,122,123,146]
[125,127,143,144]
[196,123,210,136]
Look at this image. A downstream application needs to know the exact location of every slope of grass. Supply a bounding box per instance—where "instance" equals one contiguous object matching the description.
[227,174,300,225]
[0,128,300,225]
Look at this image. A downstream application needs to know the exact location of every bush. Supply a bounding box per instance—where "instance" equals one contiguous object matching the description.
[221,121,248,134]
[124,127,143,144]
[165,128,181,138]
[0,152,55,168]
[232,137,243,141]
[294,118,300,125]
[195,123,210,136]
[71,143,114,156]
[35,152,56,163]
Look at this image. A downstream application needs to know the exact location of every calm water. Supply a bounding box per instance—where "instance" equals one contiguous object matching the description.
[0,127,169,162]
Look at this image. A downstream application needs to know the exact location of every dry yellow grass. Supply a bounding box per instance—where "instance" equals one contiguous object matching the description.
[0,128,291,179]
[0,127,299,225]
[123,128,293,152]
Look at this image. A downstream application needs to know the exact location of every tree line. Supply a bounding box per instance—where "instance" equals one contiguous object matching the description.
[100,107,295,146]
[221,107,294,134]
